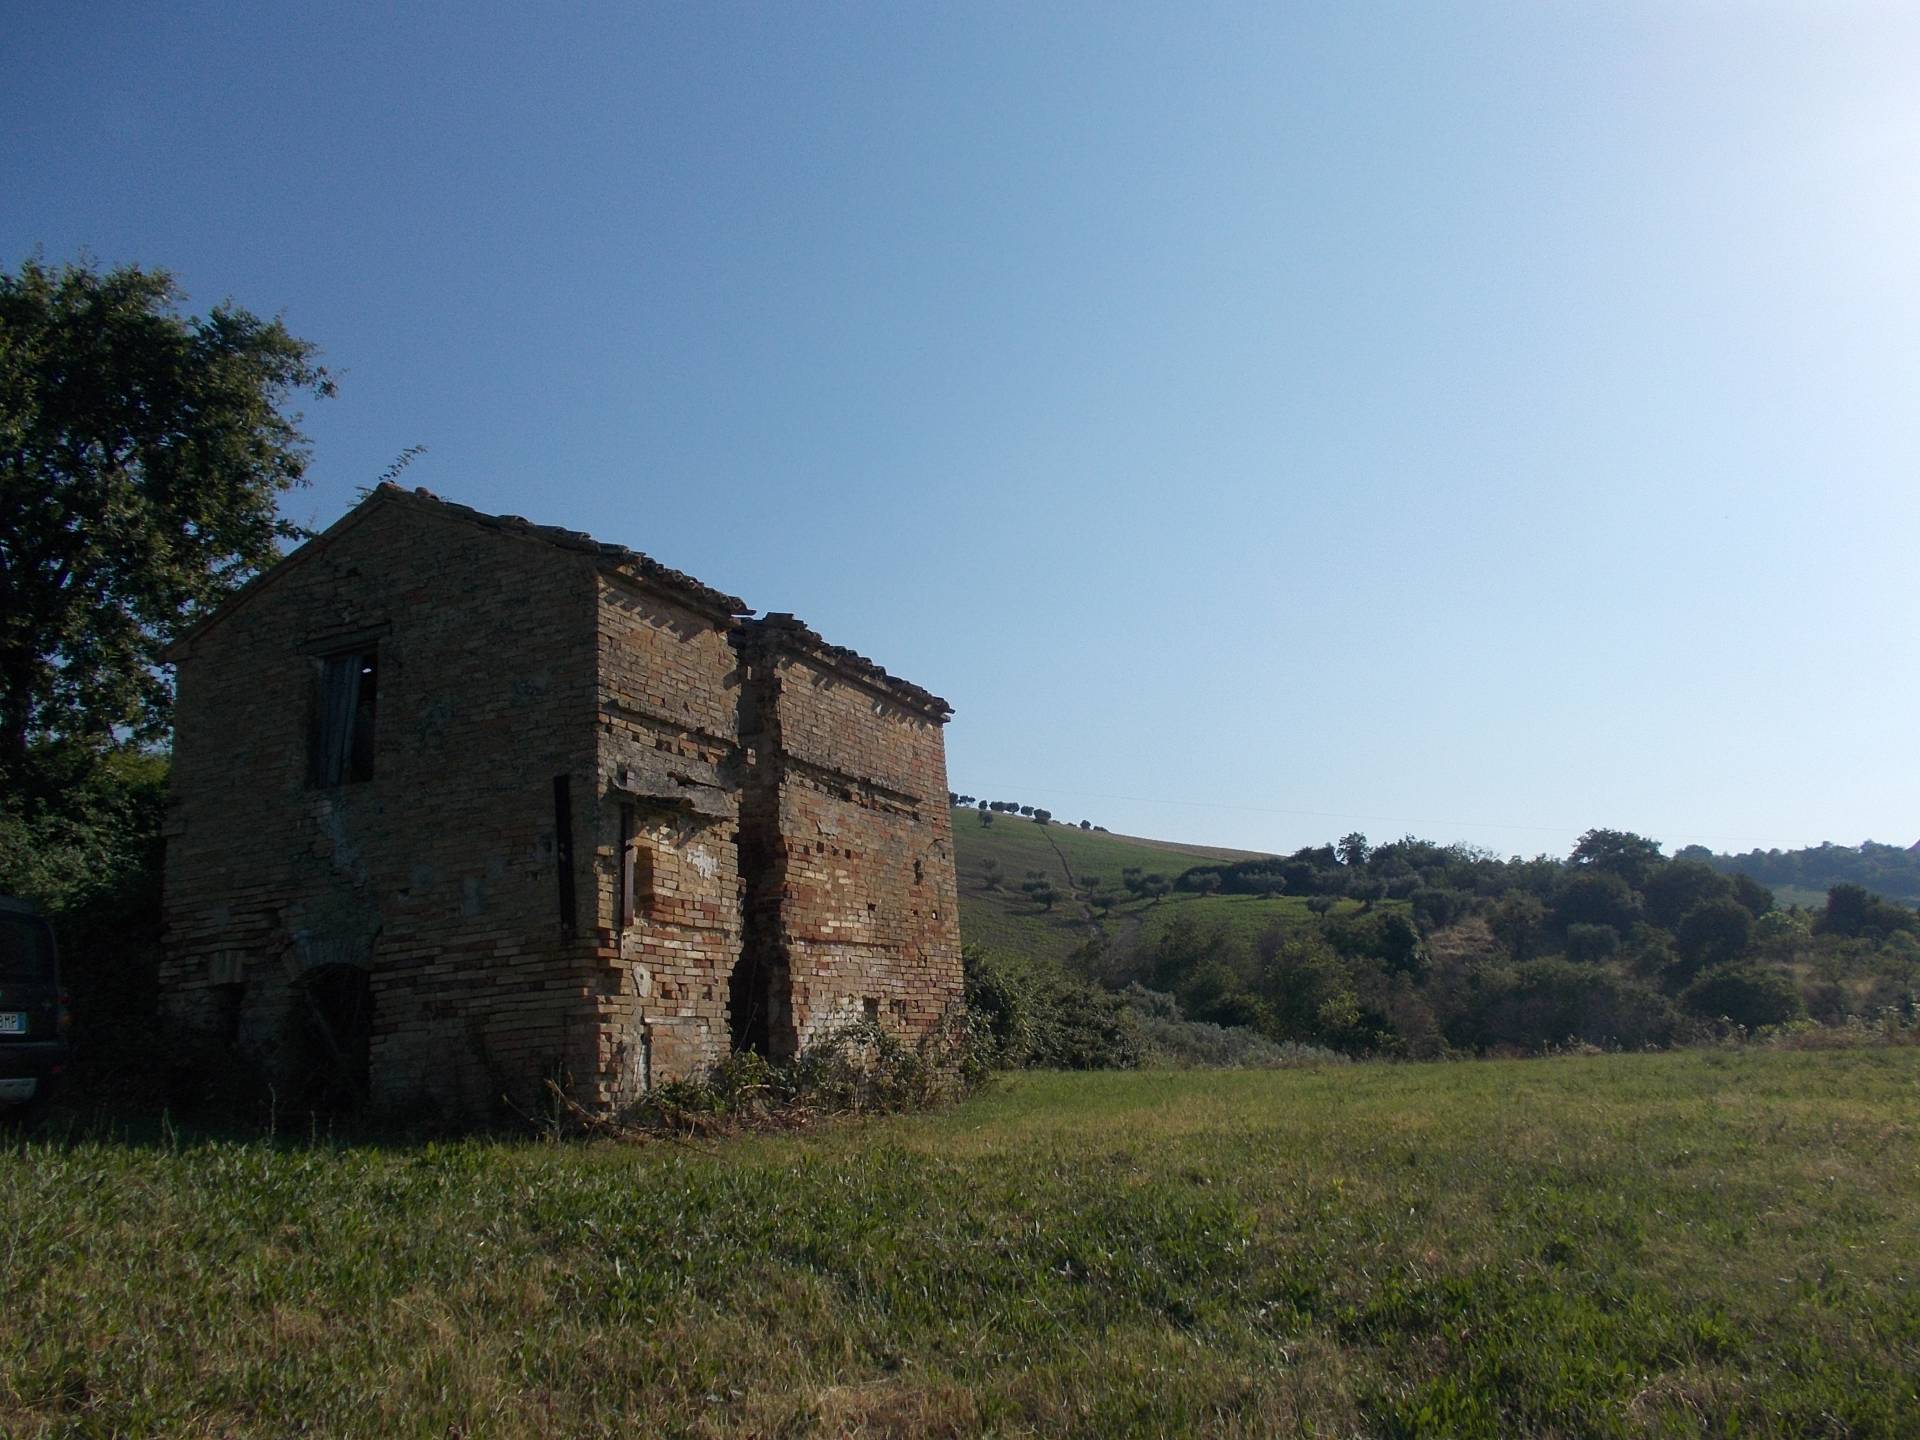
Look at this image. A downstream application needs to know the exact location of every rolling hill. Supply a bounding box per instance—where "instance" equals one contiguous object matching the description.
[951,807,1326,965]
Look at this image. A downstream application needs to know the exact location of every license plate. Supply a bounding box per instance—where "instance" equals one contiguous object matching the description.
[0,1013,25,1036]
[0,1078,35,1101]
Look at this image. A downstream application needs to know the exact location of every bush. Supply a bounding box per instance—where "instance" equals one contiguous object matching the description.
[1123,987,1348,1069]
[597,1006,984,1138]
[962,946,1143,1071]
[1467,959,1680,1052]
[1681,965,1804,1030]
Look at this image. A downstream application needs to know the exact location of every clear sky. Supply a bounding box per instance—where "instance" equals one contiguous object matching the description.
[6,2,1916,860]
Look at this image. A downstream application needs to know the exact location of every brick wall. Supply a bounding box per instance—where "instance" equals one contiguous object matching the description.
[162,495,604,1120]
[587,572,745,1106]
[163,489,961,1122]
[736,623,962,1057]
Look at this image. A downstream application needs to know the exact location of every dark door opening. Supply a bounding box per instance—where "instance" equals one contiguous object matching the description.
[728,952,773,1055]
[294,963,372,1111]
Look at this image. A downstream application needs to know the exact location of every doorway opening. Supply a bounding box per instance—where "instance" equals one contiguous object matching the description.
[293,963,373,1111]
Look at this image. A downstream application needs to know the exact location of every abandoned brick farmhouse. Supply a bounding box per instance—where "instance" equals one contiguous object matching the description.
[159,484,962,1118]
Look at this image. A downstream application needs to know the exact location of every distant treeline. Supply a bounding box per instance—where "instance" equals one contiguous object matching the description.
[1051,829,1919,1064]
[1682,840,1920,907]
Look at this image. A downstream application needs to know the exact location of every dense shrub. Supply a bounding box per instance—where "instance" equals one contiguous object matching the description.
[962,946,1143,1070]
[593,1009,984,1137]
[1676,898,1756,972]
[1681,964,1804,1030]
[1123,987,1348,1069]
[1465,959,1680,1052]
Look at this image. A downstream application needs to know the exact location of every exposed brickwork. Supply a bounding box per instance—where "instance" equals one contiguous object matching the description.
[736,619,962,1057]
[161,486,961,1122]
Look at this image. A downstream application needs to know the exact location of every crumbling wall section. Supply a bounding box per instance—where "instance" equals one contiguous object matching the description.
[735,618,961,1057]
[589,572,746,1104]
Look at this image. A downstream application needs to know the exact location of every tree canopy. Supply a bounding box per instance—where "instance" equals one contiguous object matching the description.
[0,256,331,786]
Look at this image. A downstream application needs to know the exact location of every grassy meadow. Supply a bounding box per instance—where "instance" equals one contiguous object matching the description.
[6,1047,1918,1437]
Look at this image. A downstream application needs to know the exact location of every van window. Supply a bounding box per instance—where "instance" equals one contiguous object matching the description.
[0,912,55,983]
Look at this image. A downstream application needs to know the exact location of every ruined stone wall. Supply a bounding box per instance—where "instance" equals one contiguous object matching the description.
[587,573,745,1104]
[738,632,962,1056]
[162,498,604,1119]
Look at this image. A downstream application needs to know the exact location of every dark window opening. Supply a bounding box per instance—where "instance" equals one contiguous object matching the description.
[311,649,378,786]
[862,997,880,1023]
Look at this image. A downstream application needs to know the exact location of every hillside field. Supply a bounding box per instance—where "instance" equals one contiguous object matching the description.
[6,1048,1918,1437]
[952,809,1283,963]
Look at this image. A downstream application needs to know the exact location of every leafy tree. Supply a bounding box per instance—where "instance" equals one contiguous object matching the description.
[1032,809,1052,825]
[1408,885,1469,933]
[1487,893,1549,961]
[1553,870,1641,933]
[1729,872,1774,918]
[1020,876,1058,910]
[1643,860,1733,930]
[1337,831,1370,868]
[1815,883,1915,942]
[1141,874,1171,902]
[1347,876,1387,907]
[0,257,332,784]
[1568,829,1665,890]
[979,858,1002,891]
[1564,923,1621,963]
[1619,922,1681,982]
[1676,898,1755,973]
[1327,908,1423,977]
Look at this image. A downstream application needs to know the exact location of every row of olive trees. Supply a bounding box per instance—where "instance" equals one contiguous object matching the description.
[951,793,1108,831]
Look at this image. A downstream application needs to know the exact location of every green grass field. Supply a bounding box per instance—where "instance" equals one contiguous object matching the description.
[6,1048,1918,1437]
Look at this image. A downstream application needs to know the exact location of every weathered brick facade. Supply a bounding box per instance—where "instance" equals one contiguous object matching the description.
[160,485,960,1121]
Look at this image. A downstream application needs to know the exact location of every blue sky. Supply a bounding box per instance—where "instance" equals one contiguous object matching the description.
[7,2,1916,859]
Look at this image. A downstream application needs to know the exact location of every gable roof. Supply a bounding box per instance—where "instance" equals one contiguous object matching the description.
[164,487,953,722]
[373,484,751,618]
[166,483,751,658]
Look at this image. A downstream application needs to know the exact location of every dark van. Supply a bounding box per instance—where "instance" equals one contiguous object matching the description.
[0,897,69,1119]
